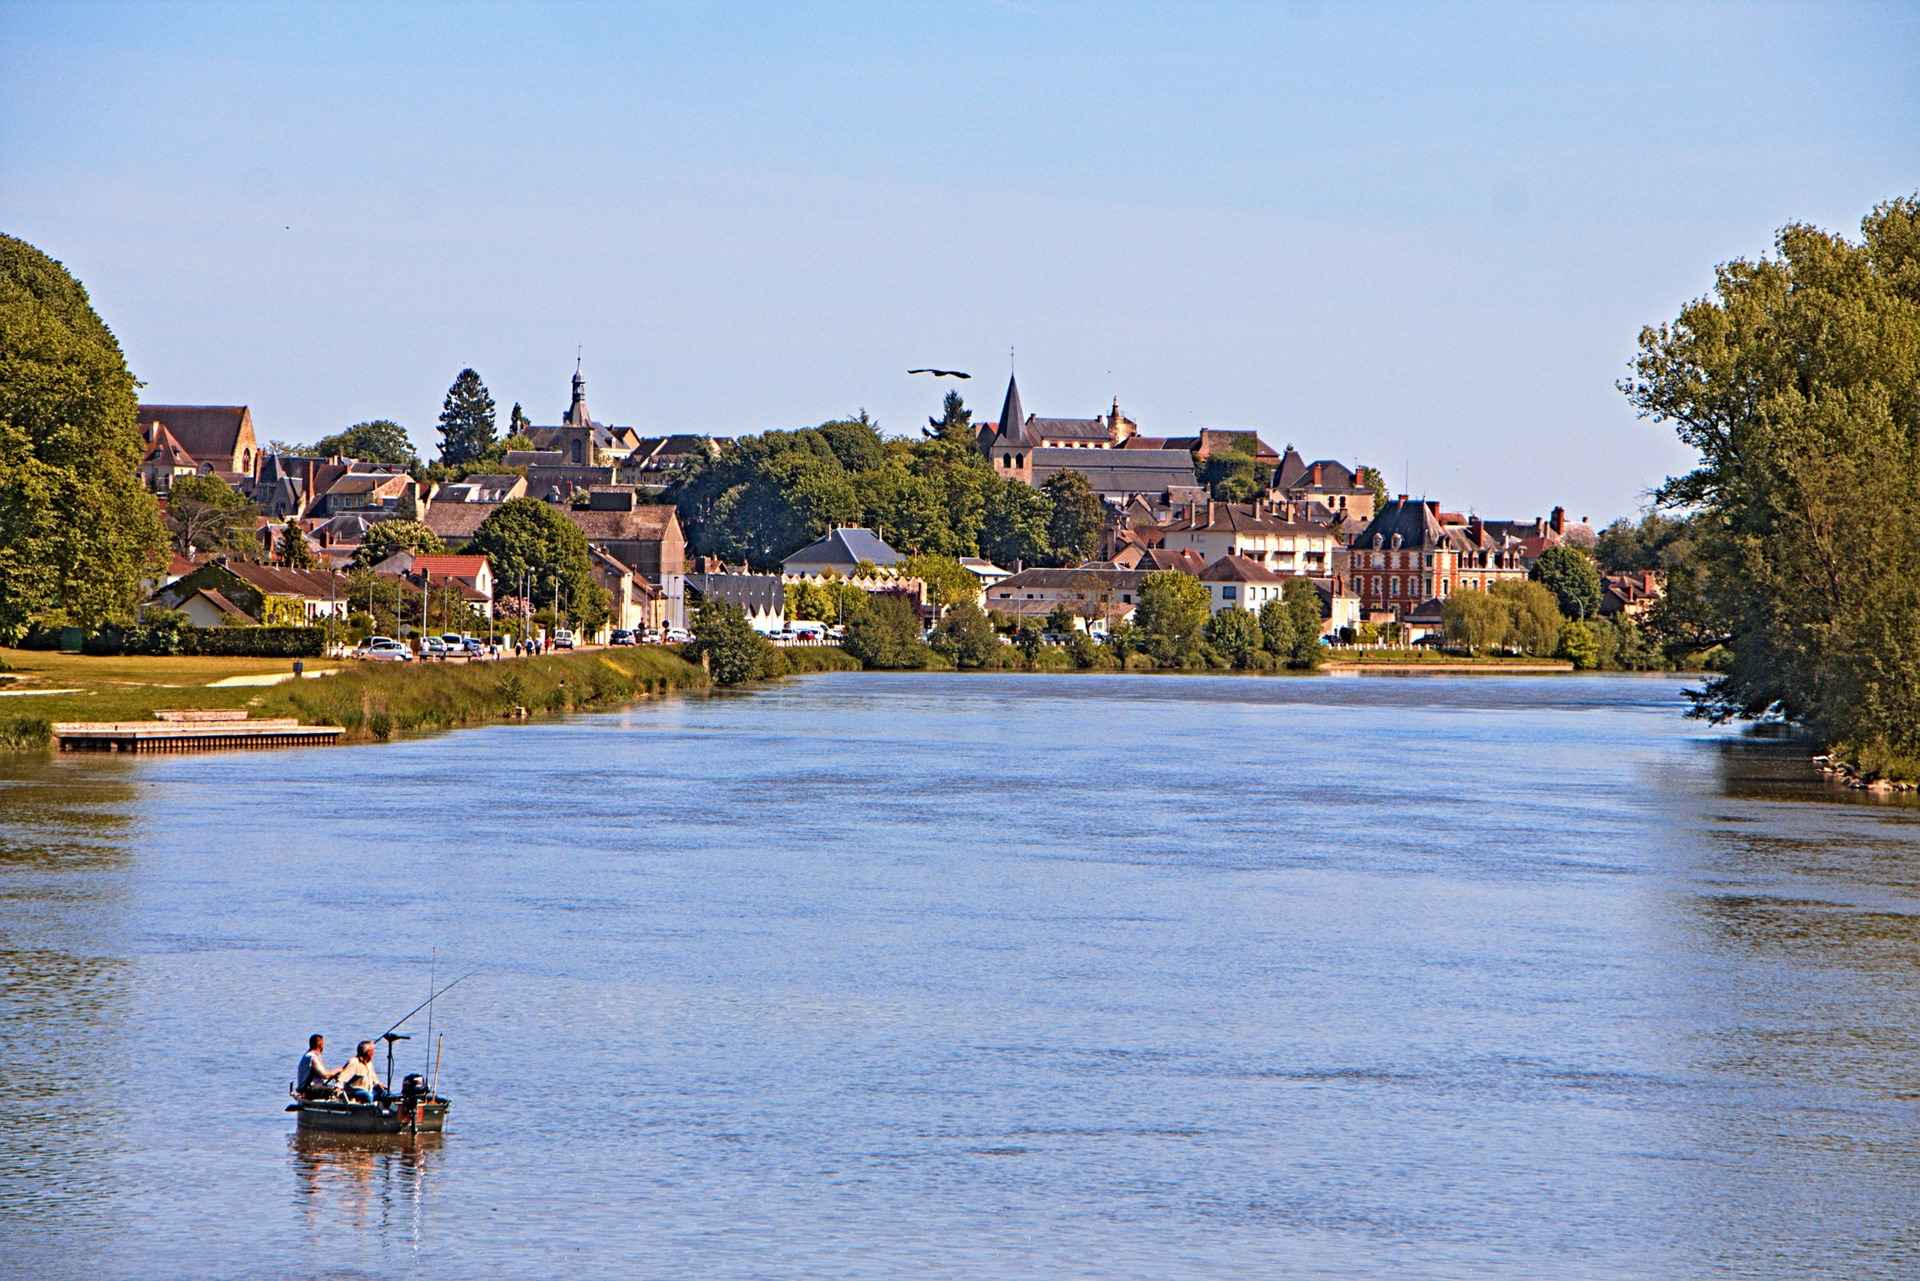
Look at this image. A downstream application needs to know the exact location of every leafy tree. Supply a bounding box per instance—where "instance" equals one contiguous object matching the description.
[1064,630,1103,670]
[1105,619,1144,661]
[1135,570,1211,662]
[929,600,997,668]
[1013,619,1044,667]
[925,390,976,450]
[842,593,928,669]
[1594,510,1683,574]
[1557,619,1616,671]
[899,552,978,611]
[1045,603,1078,635]
[1258,597,1291,656]
[817,414,886,472]
[691,599,771,684]
[1530,545,1602,620]
[278,517,316,569]
[436,368,498,465]
[1490,579,1562,655]
[466,497,609,633]
[310,419,418,466]
[351,519,446,569]
[1277,577,1326,668]
[1353,464,1389,510]
[1203,607,1264,668]
[168,473,257,558]
[1199,438,1270,502]
[0,236,170,639]
[1042,470,1103,566]
[979,474,1052,568]
[1442,589,1510,654]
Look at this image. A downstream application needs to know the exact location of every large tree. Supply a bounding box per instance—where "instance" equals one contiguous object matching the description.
[924,390,975,450]
[0,234,168,638]
[1490,579,1562,655]
[467,497,608,632]
[167,473,257,558]
[310,419,418,467]
[350,518,445,569]
[1277,577,1326,668]
[436,368,498,465]
[278,516,317,569]
[1623,196,1920,759]
[1442,589,1510,654]
[1135,570,1211,663]
[1042,470,1104,566]
[1530,545,1602,620]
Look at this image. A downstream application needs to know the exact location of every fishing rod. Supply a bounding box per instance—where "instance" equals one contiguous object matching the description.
[377,967,480,1096]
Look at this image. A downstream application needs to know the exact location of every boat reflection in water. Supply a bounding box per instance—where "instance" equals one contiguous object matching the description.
[289,1129,441,1241]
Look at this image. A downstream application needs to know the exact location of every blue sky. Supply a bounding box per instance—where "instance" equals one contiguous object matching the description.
[3,1,1915,521]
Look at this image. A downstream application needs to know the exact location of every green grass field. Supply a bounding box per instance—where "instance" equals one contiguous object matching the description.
[0,647,712,750]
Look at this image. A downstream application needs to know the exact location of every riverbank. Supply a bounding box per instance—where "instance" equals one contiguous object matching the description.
[0,647,711,750]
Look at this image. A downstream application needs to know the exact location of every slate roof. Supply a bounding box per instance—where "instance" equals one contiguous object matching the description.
[781,526,903,570]
[1354,497,1449,551]
[502,450,566,468]
[989,567,1152,592]
[1030,416,1111,442]
[1028,447,1198,498]
[222,562,350,598]
[686,572,785,613]
[1163,501,1324,536]
[991,372,1037,449]
[423,502,501,540]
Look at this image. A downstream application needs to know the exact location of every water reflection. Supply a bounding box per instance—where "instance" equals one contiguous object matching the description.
[289,1130,440,1245]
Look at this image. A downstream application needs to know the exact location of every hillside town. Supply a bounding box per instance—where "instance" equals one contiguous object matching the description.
[123,361,1663,661]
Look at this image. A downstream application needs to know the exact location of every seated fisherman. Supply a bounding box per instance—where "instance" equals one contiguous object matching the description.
[335,1039,384,1103]
[294,1033,342,1097]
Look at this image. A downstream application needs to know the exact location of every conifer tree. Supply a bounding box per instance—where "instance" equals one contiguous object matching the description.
[436,368,498,465]
[279,516,316,569]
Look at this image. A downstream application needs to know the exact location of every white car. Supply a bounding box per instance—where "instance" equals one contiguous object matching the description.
[663,627,693,644]
[357,638,413,662]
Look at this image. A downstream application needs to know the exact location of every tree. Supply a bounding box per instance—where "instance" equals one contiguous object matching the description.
[929,600,997,668]
[690,600,770,685]
[1594,510,1683,574]
[466,497,608,633]
[979,474,1052,569]
[1013,619,1044,667]
[1203,607,1264,668]
[899,552,979,612]
[1557,619,1616,671]
[842,593,928,669]
[168,473,256,558]
[436,368,498,465]
[1042,470,1103,566]
[1490,579,1562,655]
[925,390,975,450]
[1199,438,1271,502]
[1622,196,1920,758]
[1276,578,1326,668]
[350,519,445,569]
[1353,464,1390,509]
[310,419,418,466]
[508,402,531,439]
[1442,589,1510,654]
[1530,545,1602,620]
[278,517,316,569]
[1135,571,1211,663]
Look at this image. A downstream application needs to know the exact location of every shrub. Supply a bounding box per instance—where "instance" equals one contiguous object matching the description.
[844,595,932,670]
[178,626,325,657]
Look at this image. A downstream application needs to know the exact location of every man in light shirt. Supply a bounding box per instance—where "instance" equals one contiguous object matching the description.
[336,1039,383,1103]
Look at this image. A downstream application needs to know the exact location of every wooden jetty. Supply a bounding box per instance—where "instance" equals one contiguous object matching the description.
[51,709,345,753]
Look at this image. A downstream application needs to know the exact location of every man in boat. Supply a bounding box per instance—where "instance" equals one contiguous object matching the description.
[295,1033,344,1098]
[335,1039,384,1104]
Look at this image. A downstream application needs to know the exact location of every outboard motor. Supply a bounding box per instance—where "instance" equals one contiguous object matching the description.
[401,1073,429,1101]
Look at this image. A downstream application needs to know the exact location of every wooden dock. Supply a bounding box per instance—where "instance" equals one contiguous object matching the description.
[51,710,345,753]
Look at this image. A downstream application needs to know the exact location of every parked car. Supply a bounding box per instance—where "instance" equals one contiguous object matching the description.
[461,637,487,657]
[609,629,636,646]
[638,628,662,644]
[421,636,449,659]
[552,628,576,650]
[792,625,825,641]
[357,637,413,662]
[663,627,693,644]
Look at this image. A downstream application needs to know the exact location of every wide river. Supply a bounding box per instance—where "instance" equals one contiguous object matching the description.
[3,672,1918,1279]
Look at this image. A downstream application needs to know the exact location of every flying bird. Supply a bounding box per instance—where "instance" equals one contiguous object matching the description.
[907,368,971,379]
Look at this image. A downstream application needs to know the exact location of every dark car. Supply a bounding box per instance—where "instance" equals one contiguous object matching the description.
[609,629,636,646]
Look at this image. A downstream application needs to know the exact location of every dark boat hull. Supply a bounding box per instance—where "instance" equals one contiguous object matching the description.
[290,1098,450,1134]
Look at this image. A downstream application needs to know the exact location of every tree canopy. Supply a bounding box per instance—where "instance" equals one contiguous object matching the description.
[0,233,168,639]
[1530,545,1602,620]
[350,518,445,569]
[1135,570,1211,663]
[467,497,608,632]
[1442,589,1510,654]
[1042,470,1104,565]
[436,368,498,465]
[1623,195,1920,761]
[308,419,418,467]
[167,473,257,558]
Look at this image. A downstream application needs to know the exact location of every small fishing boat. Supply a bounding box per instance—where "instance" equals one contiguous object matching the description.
[289,1080,450,1135]
[285,969,474,1137]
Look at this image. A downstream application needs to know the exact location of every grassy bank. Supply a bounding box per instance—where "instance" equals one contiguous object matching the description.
[0,647,710,750]
[772,646,863,676]
[1325,649,1573,669]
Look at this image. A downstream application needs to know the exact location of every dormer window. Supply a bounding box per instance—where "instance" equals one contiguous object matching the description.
[1390,533,1402,550]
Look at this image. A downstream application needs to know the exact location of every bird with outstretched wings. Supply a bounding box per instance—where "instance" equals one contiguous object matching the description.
[907,368,971,379]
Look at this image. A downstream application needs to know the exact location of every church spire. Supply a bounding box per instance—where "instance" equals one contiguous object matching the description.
[996,365,1035,447]
[566,355,590,427]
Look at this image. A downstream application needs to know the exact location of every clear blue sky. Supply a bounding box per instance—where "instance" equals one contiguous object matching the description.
[3,1,1915,522]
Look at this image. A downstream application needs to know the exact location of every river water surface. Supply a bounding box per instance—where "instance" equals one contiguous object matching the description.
[3,672,1919,1280]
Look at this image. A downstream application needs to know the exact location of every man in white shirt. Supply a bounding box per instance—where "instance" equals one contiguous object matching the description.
[336,1040,382,1103]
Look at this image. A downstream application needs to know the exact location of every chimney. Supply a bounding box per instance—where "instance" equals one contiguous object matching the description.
[1469,515,1483,538]
[1312,463,1323,486]
[1426,500,1440,517]
[1551,505,1566,533]
[1396,493,1409,504]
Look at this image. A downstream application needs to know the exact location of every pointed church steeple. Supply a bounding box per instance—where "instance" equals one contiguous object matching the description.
[995,367,1036,447]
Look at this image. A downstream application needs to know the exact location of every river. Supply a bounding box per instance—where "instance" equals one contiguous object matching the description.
[2,672,1917,1280]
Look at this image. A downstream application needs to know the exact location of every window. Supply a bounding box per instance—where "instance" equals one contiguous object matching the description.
[1389,576,1400,595]
[1222,586,1238,600]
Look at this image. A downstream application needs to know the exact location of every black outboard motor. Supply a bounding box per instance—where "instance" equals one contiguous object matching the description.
[401,1073,429,1101]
